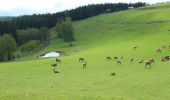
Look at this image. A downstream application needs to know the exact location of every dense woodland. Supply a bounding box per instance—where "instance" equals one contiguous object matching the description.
[0,2,146,61]
[0,2,145,35]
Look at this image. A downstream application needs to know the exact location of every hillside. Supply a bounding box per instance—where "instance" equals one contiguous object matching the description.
[0,3,170,100]
[47,3,170,58]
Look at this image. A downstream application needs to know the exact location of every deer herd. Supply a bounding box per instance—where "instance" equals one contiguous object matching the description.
[51,58,61,73]
[51,45,170,73]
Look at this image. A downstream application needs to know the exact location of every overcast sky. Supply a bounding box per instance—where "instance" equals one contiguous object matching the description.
[0,0,169,16]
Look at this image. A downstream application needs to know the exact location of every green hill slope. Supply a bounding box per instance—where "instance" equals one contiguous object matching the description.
[48,3,170,58]
[0,4,170,100]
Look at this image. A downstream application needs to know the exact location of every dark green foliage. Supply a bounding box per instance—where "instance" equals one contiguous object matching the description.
[17,27,50,45]
[39,27,50,42]
[55,18,75,42]
[11,2,145,30]
[20,40,40,52]
[61,21,75,42]
[12,13,63,29]
[17,28,40,45]
[0,34,17,61]
[55,23,63,38]
[0,21,17,40]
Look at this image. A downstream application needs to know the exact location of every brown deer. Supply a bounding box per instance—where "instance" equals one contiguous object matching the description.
[52,63,57,67]
[130,58,134,63]
[79,58,85,62]
[56,58,61,64]
[117,60,121,64]
[145,61,152,67]
[149,58,155,64]
[145,58,154,67]
[164,56,170,61]
[139,59,144,63]
[53,67,60,73]
[82,61,87,69]
[161,57,166,62]
[157,49,161,53]
[106,56,111,60]
[114,57,119,60]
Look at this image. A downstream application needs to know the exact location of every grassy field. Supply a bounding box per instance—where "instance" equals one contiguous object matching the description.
[0,4,170,100]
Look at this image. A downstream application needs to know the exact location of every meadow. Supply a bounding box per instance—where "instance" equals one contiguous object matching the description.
[0,3,170,100]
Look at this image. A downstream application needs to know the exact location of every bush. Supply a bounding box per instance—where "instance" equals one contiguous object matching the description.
[17,28,40,45]
[20,40,40,52]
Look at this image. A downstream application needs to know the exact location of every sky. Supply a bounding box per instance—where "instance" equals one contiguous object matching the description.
[0,0,170,16]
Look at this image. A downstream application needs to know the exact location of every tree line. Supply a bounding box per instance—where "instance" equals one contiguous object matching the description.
[0,2,145,38]
[1,2,145,31]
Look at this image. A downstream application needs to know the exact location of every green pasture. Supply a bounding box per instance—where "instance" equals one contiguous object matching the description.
[0,3,170,100]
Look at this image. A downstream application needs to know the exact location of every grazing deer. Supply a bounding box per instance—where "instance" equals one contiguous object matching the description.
[56,58,61,64]
[53,67,60,73]
[52,63,57,67]
[157,49,161,53]
[114,57,119,60]
[145,61,152,67]
[130,58,134,63]
[79,58,85,62]
[117,60,121,64]
[139,59,144,63]
[149,58,155,64]
[161,57,166,62]
[164,56,170,61]
[145,59,154,67]
[106,56,111,60]
[82,61,87,69]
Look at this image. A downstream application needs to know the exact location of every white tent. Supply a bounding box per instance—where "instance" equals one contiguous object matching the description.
[42,52,60,58]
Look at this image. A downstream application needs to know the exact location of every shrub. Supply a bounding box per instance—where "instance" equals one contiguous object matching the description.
[20,40,40,52]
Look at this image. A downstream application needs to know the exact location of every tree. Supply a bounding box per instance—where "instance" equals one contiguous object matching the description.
[55,17,75,42]
[3,34,17,60]
[0,36,6,61]
[0,34,17,61]
[61,20,75,42]
[55,17,65,38]
[55,23,63,38]
[39,27,50,42]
